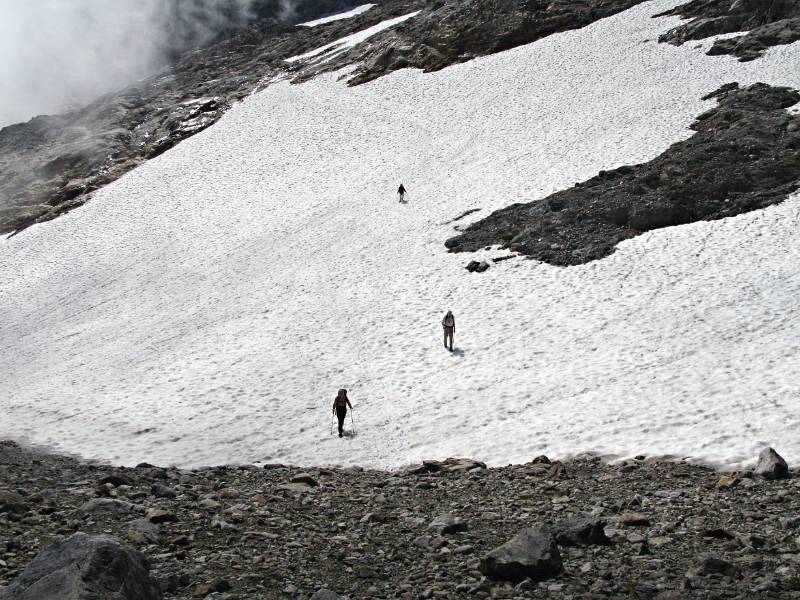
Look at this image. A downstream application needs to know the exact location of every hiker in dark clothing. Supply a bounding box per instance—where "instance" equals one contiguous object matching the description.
[397,183,407,203]
[442,310,455,351]
[332,388,353,438]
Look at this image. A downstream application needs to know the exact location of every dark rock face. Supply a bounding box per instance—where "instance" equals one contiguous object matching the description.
[479,527,563,582]
[445,83,800,266]
[0,532,162,600]
[299,0,647,85]
[755,447,789,480]
[0,0,647,236]
[657,0,800,62]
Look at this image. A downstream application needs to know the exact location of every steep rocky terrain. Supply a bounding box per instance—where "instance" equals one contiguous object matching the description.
[0,0,650,236]
[0,0,412,235]
[445,82,800,266]
[2,441,800,599]
[657,0,800,62]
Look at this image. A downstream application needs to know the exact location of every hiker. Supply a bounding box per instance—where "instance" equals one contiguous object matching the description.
[442,310,455,351]
[397,183,407,203]
[332,388,353,438]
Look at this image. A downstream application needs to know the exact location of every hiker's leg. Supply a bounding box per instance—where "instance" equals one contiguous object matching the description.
[337,408,346,435]
[443,327,448,347]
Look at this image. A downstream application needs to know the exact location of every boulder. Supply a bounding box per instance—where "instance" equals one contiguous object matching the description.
[617,512,651,526]
[310,589,343,600]
[420,458,487,474]
[0,490,29,515]
[687,553,741,578]
[754,447,789,480]
[552,512,611,546]
[151,484,177,498]
[479,527,562,582]
[429,513,468,535]
[0,532,162,600]
[77,498,138,517]
[290,473,319,487]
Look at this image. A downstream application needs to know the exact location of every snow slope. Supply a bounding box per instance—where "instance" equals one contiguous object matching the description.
[298,4,375,27]
[1,0,799,469]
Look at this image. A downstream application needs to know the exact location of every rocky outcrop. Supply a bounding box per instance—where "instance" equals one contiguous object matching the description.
[657,0,800,61]
[445,82,800,265]
[0,533,162,600]
[297,0,647,85]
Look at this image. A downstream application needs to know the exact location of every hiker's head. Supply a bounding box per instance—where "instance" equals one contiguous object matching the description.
[446,310,452,316]
[338,388,347,399]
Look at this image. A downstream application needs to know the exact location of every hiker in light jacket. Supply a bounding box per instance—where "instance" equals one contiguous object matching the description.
[442,310,455,351]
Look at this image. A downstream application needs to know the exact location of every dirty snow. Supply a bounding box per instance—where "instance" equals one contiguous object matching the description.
[2,0,800,470]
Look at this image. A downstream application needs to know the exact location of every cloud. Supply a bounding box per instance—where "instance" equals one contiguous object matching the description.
[0,0,258,128]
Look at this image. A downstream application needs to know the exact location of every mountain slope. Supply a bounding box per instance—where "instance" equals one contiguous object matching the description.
[1,0,799,469]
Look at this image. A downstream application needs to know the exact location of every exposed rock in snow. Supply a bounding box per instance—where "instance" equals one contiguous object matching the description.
[658,0,800,62]
[446,83,800,265]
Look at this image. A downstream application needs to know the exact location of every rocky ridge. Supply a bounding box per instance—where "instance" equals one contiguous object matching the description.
[445,82,800,266]
[2,441,800,599]
[657,0,800,62]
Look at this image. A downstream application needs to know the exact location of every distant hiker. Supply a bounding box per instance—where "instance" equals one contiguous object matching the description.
[397,183,407,203]
[442,310,455,351]
[332,388,353,438]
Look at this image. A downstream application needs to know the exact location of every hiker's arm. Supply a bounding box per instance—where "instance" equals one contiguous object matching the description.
[347,400,353,409]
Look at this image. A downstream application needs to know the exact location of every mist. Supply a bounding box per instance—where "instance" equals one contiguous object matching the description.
[0,0,259,128]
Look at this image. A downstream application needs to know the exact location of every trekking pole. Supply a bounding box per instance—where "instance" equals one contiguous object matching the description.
[329,411,334,436]
[350,410,356,435]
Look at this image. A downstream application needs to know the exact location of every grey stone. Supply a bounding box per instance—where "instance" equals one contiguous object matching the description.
[77,498,137,517]
[0,490,29,515]
[479,527,563,582]
[310,590,343,600]
[754,447,789,480]
[687,553,741,578]
[0,532,162,600]
[552,512,611,546]
[290,473,319,487]
[429,513,467,535]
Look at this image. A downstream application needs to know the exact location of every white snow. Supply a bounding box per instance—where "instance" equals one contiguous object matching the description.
[297,4,375,27]
[286,11,419,63]
[2,0,800,470]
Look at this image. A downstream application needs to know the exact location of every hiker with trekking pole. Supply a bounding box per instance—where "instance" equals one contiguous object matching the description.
[332,388,353,438]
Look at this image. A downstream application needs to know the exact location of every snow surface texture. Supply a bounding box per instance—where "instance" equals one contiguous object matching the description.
[286,11,419,63]
[297,4,374,27]
[2,0,800,470]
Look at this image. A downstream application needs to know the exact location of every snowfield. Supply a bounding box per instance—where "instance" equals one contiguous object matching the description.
[1,0,799,470]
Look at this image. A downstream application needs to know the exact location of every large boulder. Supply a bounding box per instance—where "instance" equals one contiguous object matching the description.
[0,532,162,600]
[754,447,789,480]
[479,527,562,582]
[552,512,611,546]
